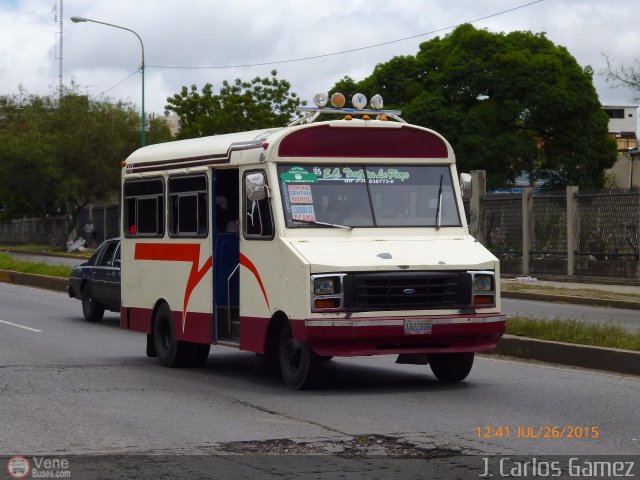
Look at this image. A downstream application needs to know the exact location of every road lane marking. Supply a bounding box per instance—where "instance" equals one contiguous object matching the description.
[0,319,42,333]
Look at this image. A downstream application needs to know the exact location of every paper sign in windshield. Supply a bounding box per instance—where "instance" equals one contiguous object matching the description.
[291,205,316,222]
[288,184,313,204]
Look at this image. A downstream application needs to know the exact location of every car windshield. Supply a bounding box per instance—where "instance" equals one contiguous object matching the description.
[278,164,461,228]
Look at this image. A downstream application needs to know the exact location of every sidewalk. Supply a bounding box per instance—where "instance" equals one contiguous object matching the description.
[502,276,640,295]
[501,276,640,310]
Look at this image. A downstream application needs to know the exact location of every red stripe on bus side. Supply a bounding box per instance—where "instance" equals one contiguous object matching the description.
[239,253,270,309]
[134,243,213,332]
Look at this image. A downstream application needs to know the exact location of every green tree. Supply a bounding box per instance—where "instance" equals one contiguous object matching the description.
[165,70,302,139]
[333,25,616,189]
[0,87,173,241]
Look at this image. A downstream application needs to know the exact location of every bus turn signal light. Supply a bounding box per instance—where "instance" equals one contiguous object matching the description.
[314,299,339,309]
[473,295,494,306]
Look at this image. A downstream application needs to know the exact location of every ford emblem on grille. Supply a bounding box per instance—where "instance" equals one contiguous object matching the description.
[403,288,416,295]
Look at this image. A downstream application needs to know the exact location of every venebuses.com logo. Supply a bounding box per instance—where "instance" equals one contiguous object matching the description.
[6,456,71,478]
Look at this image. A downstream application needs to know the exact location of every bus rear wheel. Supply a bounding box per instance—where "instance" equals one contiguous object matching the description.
[278,320,320,390]
[428,352,474,382]
[153,304,192,367]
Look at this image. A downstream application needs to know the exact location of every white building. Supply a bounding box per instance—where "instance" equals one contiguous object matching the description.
[603,105,639,188]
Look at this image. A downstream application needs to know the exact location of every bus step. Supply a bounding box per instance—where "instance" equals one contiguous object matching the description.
[231,320,240,338]
[217,340,240,348]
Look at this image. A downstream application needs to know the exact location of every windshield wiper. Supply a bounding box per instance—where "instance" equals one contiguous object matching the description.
[292,219,353,230]
[435,174,443,230]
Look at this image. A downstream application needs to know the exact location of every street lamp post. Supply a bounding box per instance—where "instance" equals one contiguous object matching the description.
[71,16,146,147]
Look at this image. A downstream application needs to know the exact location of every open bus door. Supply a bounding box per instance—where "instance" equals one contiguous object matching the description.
[212,168,240,341]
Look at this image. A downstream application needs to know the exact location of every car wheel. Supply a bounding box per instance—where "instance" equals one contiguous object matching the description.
[81,284,104,323]
[152,304,191,367]
[278,320,320,389]
[428,352,475,382]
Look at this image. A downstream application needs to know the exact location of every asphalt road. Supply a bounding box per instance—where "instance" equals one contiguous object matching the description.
[0,282,638,474]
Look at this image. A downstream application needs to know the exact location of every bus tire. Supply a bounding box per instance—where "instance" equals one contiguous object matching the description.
[188,343,211,367]
[82,284,104,323]
[428,352,474,382]
[278,320,320,390]
[153,304,191,367]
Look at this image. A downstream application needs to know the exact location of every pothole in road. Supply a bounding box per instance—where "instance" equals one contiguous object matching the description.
[218,434,462,458]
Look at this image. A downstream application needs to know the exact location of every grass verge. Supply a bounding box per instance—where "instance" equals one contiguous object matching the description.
[506,316,640,351]
[0,253,72,278]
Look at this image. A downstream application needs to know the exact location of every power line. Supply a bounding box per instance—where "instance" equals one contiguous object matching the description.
[146,0,544,70]
[100,69,140,96]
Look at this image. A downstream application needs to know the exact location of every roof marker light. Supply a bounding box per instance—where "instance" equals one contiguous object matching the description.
[376,114,388,121]
[362,114,370,120]
[331,92,346,108]
[313,93,328,108]
[370,94,384,110]
[352,93,367,109]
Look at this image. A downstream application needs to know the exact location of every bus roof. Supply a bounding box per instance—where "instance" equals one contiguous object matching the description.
[123,120,453,175]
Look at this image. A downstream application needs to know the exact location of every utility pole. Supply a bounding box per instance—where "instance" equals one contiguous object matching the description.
[55,0,64,97]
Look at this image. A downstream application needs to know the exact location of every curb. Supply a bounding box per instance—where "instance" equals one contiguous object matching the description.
[492,334,640,376]
[0,269,68,292]
[502,290,640,310]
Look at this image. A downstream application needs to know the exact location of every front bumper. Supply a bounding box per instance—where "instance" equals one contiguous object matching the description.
[292,312,506,357]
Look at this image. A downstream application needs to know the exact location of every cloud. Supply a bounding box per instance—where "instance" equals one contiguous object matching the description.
[1,0,637,114]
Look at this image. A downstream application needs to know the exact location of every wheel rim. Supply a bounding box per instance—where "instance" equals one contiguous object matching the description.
[158,317,172,351]
[283,336,302,371]
[82,289,93,314]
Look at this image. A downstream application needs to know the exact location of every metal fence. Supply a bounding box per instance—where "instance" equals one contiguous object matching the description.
[0,217,69,248]
[473,179,640,279]
[0,205,120,249]
[574,189,640,278]
[2,183,639,279]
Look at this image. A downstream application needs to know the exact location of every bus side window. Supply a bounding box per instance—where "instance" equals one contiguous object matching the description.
[168,175,208,237]
[123,178,164,237]
[243,171,273,239]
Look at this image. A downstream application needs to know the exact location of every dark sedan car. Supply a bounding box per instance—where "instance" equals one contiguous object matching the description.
[68,238,121,322]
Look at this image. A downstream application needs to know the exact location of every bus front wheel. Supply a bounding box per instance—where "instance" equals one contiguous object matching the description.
[278,320,320,390]
[428,352,474,382]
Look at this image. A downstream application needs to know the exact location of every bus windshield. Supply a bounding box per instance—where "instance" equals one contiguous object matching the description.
[278,164,461,228]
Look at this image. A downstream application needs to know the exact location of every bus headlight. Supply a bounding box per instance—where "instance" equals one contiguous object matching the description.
[314,277,337,295]
[311,274,345,312]
[473,274,493,292]
[469,271,496,307]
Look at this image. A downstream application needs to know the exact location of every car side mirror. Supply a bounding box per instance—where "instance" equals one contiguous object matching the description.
[115,259,121,268]
[459,173,472,199]
[245,173,267,202]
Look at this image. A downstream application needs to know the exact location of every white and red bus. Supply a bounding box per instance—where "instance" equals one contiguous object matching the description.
[120,93,505,389]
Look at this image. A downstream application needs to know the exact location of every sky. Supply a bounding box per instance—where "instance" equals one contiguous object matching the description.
[0,0,638,117]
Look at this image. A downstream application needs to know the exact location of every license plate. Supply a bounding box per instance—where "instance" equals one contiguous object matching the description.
[404,319,433,335]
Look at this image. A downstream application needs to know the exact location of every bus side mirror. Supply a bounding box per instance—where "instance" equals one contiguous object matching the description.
[459,173,472,199]
[245,173,267,202]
